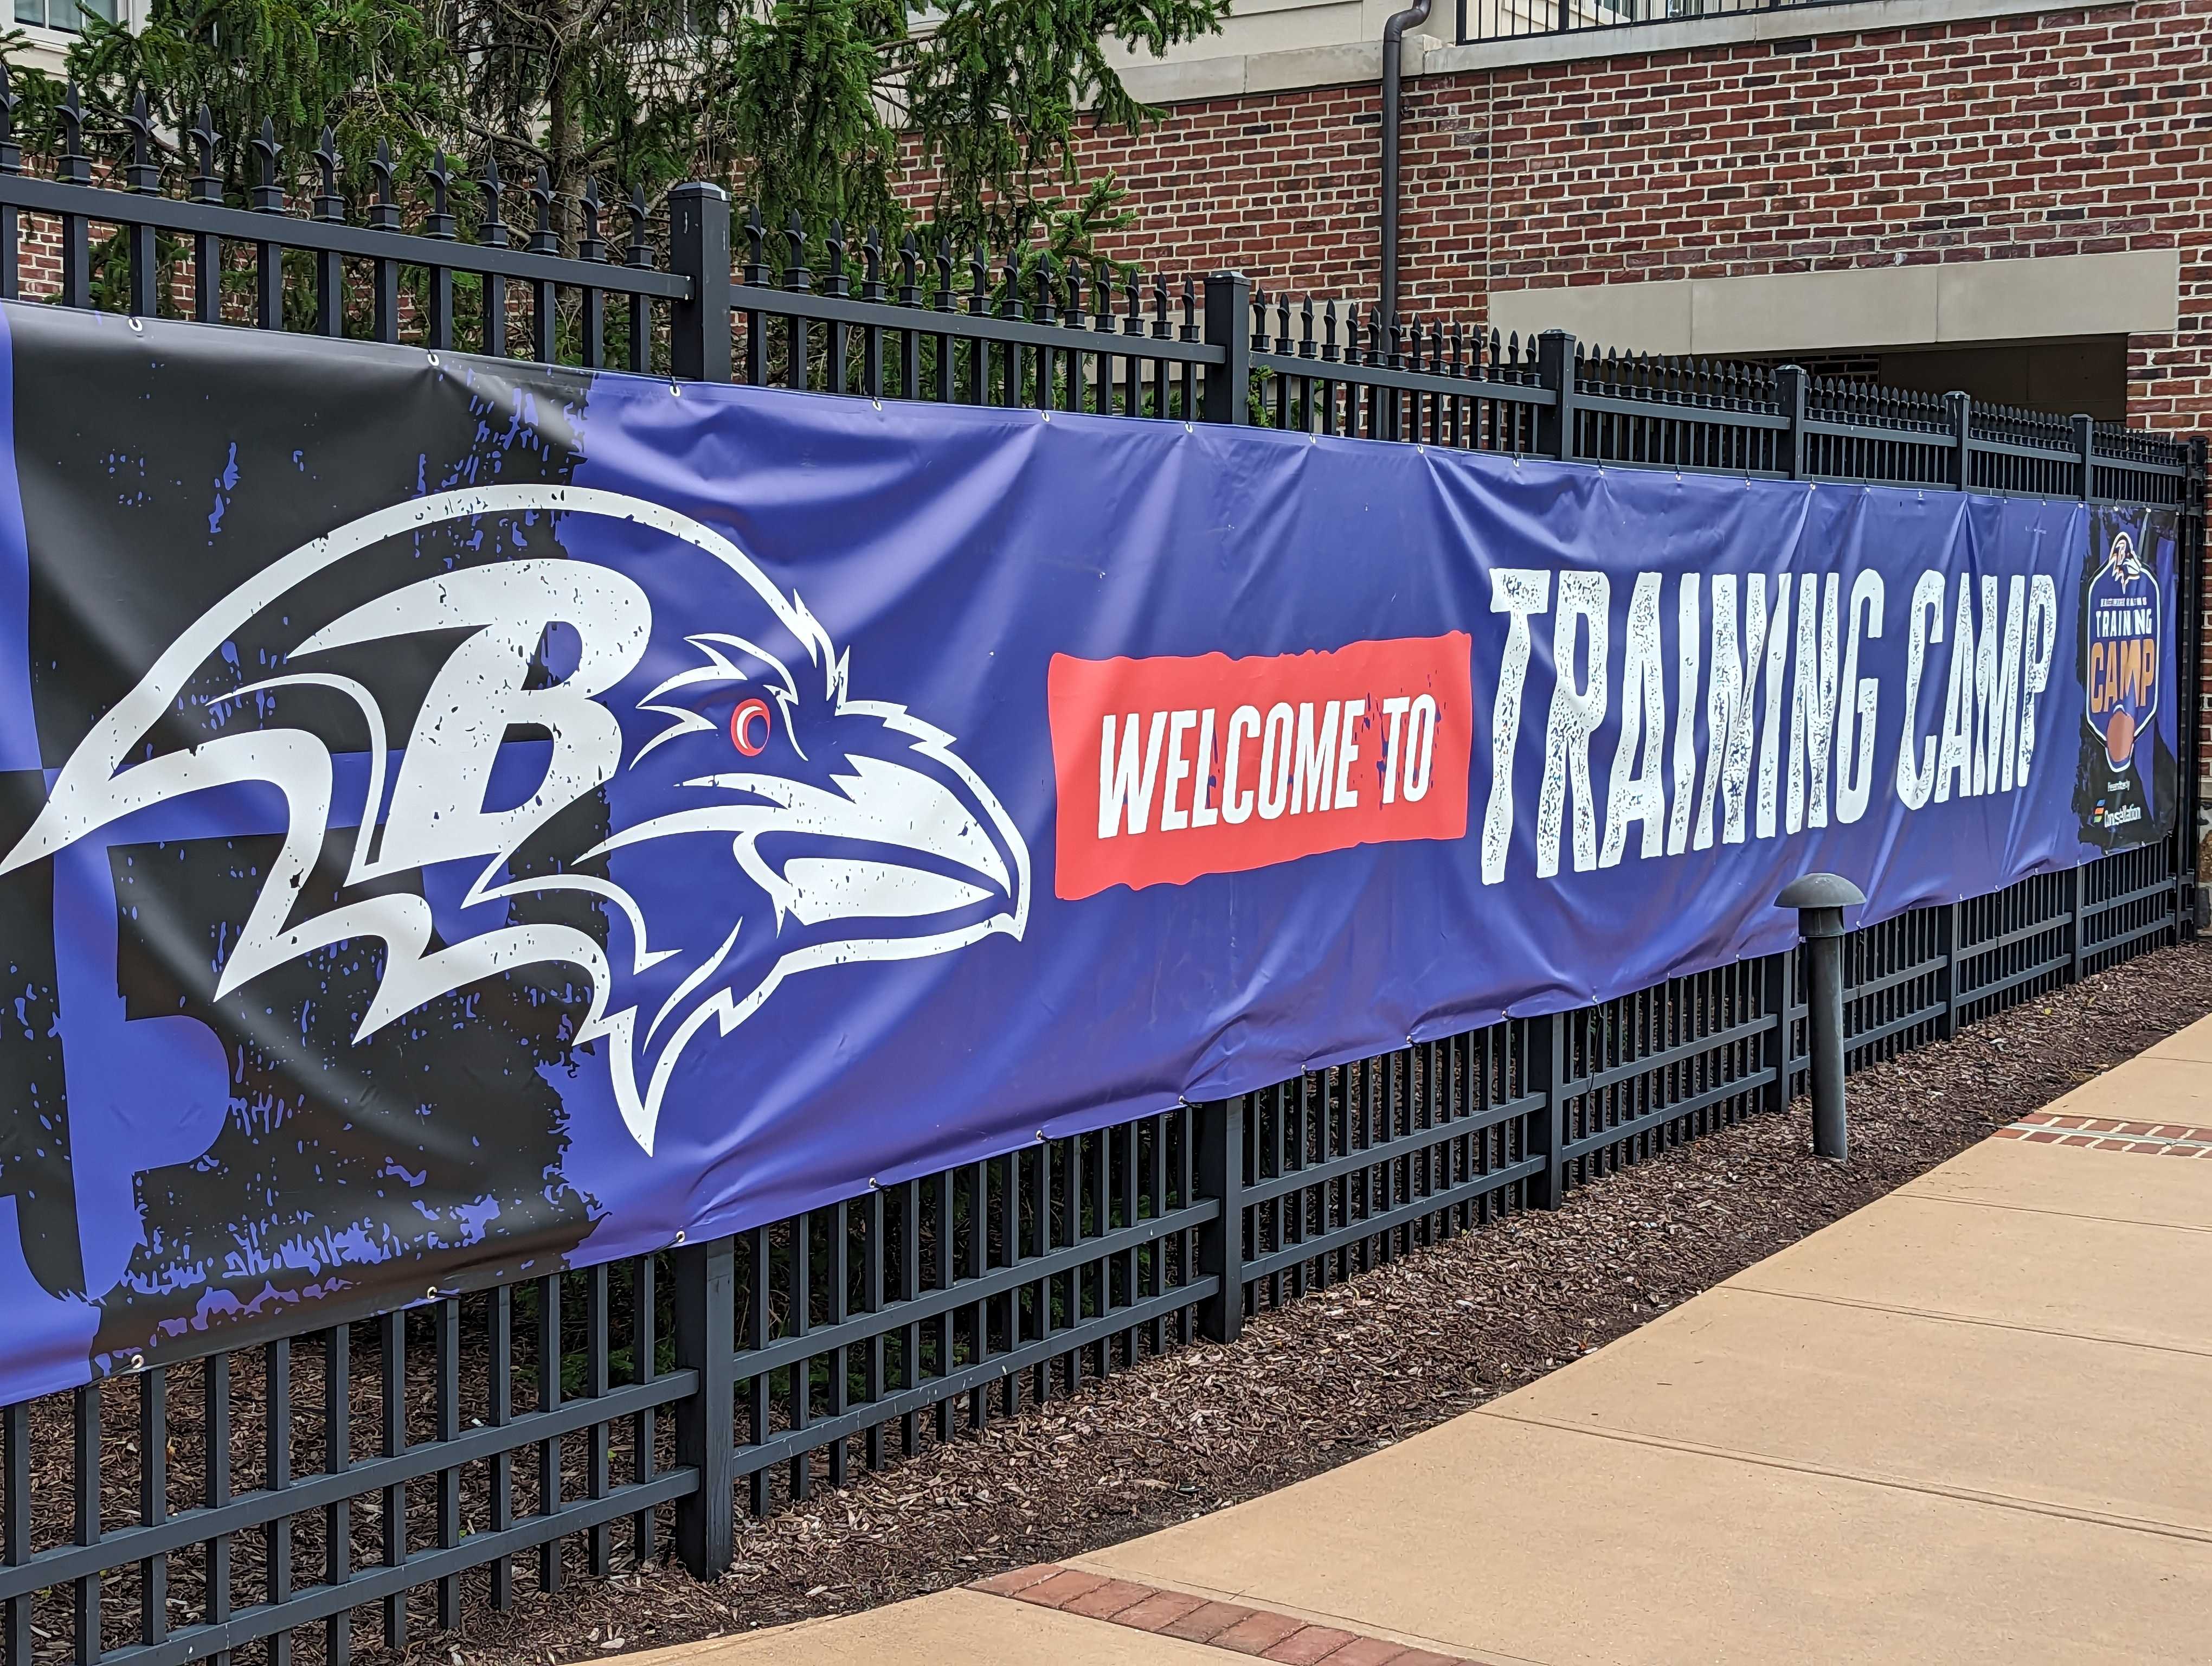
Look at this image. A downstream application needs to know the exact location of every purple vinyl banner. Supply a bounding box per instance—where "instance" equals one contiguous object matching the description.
[0,303,2179,1402]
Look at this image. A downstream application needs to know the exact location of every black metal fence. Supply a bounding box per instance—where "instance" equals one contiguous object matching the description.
[0,107,2205,1666]
[1454,0,1887,47]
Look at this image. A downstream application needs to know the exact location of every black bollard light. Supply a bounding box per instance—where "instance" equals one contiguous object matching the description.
[1776,873,1867,1162]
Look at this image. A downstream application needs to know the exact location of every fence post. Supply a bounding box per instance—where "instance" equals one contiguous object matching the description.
[671,1235,736,1578]
[1193,1098,1245,1341]
[1200,272,1252,425]
[1946,391,1972,492]
[1775,363,1807,482]
[1528,1011,1566,1208]
[667,182,732,383]
[2070,862,2088,981]
[1940,900,1960,1038]
[2073,412,2096,501]
[1759,948,1793,1116]
[1535,330,1577,462]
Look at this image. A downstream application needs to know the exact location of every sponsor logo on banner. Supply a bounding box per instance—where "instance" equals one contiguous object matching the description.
[1046,635,1472,899]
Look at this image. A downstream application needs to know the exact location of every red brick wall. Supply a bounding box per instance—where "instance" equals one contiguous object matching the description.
[1047,1,2210,833]
[1050,0,2209,432]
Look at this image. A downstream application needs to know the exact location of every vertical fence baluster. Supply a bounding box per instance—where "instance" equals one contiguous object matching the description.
[136,1367,167,1652]
[861,227,885,400]
[120,93,158,319]
[629,1257,657,1566]
[824,221,848,395]
[423,152,455,351]
[786,1214,814,1496]
[530,169,559,364]
[369,143,399,344]
[3,1401,27,1666]
[311,127,343,337]
[434,1298,460,1628]
[933,1171,954,1442]
[265,1339,291,1666]
[863,1189,886,1470]
[478,157,507,358]
[743,1230,770,1518]
[0,82,18,303]
[249,119,281,330]
[1148,1112,1168,1355]
[966,1164,988,1430]
[898,234,922,399]
[56,88,89,310]
[583,1266,610,1577]
[322,1329,349,1666]
[579,182,607,370]
[70,1384,97,1666]
[488,1288,513,1610]
[204,1353,232,1666]
[899,1180,922,1458]
[533,1276,562,1593]
[999,1150,1021,1419]
[630,187,657,374]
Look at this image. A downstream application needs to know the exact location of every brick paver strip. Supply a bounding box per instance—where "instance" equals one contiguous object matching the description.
[1113,1590,1211,1632]
[1314,1642,1415,1666]
[1163,1601,1263,1642]
[969,1563,1061,1598]
[1010,1568,1111,1609]
[2004,1115,2212,1155]
[969,1565,1490,1663]
[1211,1610,1308,1655]
[1262,1625,1364,1662]
[1062,1578,1161,1620]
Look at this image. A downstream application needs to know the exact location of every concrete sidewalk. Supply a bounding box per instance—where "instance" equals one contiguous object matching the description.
[683,1014,2212,1665]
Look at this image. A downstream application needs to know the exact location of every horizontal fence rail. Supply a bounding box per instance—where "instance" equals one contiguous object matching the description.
[0,116,2203,1666]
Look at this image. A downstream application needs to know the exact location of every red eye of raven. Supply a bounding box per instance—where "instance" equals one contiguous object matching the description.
[730,697,772,757]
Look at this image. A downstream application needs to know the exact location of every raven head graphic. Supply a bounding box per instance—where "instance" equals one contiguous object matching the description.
[581,617,1028,1149]
[0,485,1029,1155]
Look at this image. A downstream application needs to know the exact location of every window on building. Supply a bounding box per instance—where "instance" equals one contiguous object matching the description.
[15,0,117,30]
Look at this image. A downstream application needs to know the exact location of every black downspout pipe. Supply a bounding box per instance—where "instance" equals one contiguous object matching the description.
[1380,0,1433,329]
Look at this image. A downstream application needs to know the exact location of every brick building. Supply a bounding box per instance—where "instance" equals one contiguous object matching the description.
[1066,0,2208,834]
[1067,0,2205,433]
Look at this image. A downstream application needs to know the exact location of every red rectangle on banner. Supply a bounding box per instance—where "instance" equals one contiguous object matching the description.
[1047,634,1473,901]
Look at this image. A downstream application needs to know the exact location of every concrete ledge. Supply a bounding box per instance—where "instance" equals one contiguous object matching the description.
[1489,249,2183,357]
[1426,0,2132,73]
[1118,33,1434,104]
[1115,0,2131,106]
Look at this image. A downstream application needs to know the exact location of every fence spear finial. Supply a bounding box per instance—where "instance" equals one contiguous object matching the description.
[59,83,89,185]
[123,90,157,194]
[368,138,397,230]
[578,179,605,262]
[425,149,455,239]
[312,125,343,223]
[250,117,281,212]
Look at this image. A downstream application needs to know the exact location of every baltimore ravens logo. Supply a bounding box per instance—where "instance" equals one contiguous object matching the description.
[0,485,1030,1155]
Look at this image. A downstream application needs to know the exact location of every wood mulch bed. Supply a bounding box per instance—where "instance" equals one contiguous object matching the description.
[347,934,2212,1663]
